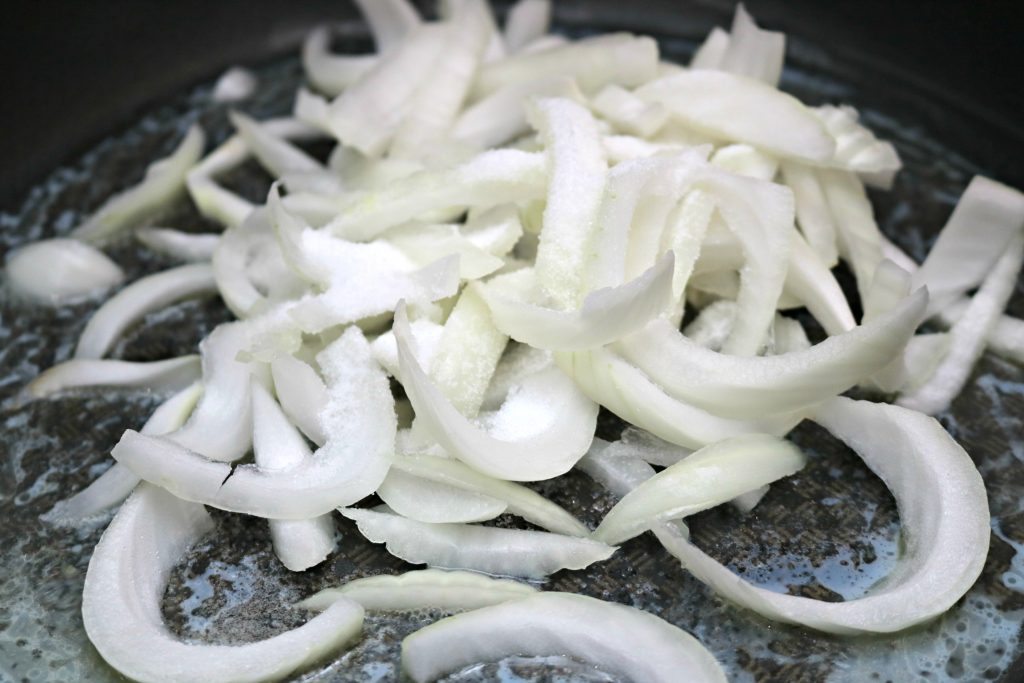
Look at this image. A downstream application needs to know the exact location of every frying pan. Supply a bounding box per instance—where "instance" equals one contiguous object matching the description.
[1,1,1022,681]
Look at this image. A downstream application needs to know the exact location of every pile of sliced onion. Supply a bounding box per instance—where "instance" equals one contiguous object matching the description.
[5,0,1020,680]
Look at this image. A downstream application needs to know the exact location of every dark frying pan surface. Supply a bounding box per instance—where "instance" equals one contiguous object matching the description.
[1,8,1023,683]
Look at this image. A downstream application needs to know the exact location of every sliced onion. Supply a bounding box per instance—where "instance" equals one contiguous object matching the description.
[353,0,421,53]
[473,33,659,98]
[658,397,990,634]
[503,0,551,54]
[898,232,1024,414]
[779,161,839,266]
[377,469,508,523]
[819,168,884,301]
[251,382,336,571]
[230,111,326,178]
[4,238,125,305]
[389,0,491,161]
[301,26,377,97]
[614,288,927,419]
[384,223,504,280]
[270,354,328,446]
[315,149,547,240]
[400,592,726,683]
[556,347,804,449]
[342,507,614,579]
[44,382,203,523]
[396,304,598,481]
[911,175,1024,317]
[813,105,902,189]
[481,252,674,351]
[529,97,607,309]
[716,5,786,87]
[590,84,669,138]
[591,433,806,545]
[83,484,364,683]
[74,263,217,359]
[137,227,220,262]
[452,76,582,150]
[327,24,448,156]
[212,66,257,103]
[636,70,834,163]
[71,125,205,242]
[112,326,394,519]
[391,454,589,536]
[427,284,508,416]
[27,355,200,398]
[300,569,536,612]
[941,300,1024,366]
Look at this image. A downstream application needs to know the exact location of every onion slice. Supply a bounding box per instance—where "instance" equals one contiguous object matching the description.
[377,469,508,524]
[112,326,394,519]
[74,263,217,359]
[4,238,124,305]
[300,569,536,612]
[342,508,614,579]
[137,228,220,262]
[503,0,551,54]
[591,433,806,545]
[556,347,805,449]
[71,125,205,242]
[481,252,675,351]
[400,592,726,683]
[657,397,990,634]
[83,484,364,683]
[26,355,200,398]
[614,288,927,419]
[396,303,598,481]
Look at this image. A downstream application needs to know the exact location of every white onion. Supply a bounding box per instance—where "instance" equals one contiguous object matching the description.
[83,484,364,683]
[137,227,220,262]
[300,569,536,612]
[27,355,200,398]
[5,238,125,305]
[342,507,614,579]
[400,592,726,683]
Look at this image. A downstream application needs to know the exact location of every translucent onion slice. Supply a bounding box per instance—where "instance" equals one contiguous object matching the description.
[391,454,589,536]
[593,429,692,468]
[377,469,508,523]
[71,125,205,242]
[137,228,220,262]
[898,233,1024,414]
[690,27,730,70]
[300,569,536,612]
[813,105,902,189]
[301,27,377,97]
[473,33,659,98]
[941,300,1024,366]
[614,288,927,419]
[4,238,125,305]
[26,355,200,399]
[112,327,394,519]
[270,354,328,446]
[400,592,726,683]
[911,175,1024,317]
[315,149,547,240]
[555,347,804,449]
[530,97,607,308]
[659,397,990,634]
[636,71,834,163]
[83,484,364,683]
[396,304,598,481]
[74,263,217,359]
[591,434,806,545]
[342,508,614,579]
[384,223,503,281]
[371,317,445,379]
[482,252,674,351]
[44,382,203,523]
[251,382,335,572]
[327,24,448,156]
[503,0,551,54]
